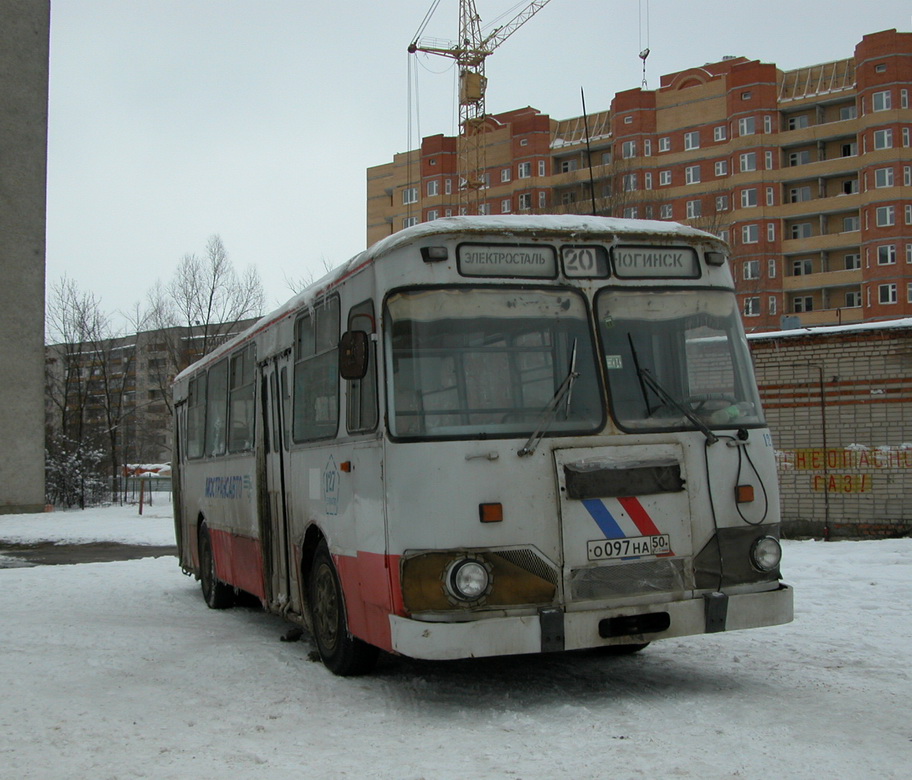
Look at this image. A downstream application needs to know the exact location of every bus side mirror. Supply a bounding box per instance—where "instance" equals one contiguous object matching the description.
[339,330,369,380]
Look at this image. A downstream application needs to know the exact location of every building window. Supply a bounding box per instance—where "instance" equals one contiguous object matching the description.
[426,209,438,221]
[843,215,860,232]
[743,297,760,317]
[842,142,858,157]
[658,136,671,152]
[846,291,861,308]
[767,223,776,242]
[716,195,729,212]
[538,191,547,208]
[764,115,773,134]
[792,258,813,276]
[644,139,652,157]
[743,260,760,280]
[427,180,439,197]
[686,199,702,219]
[789,186,811,203]
[766,187,776,206]
[714,126,727,142]
[684,131,700,150]
[715,160,728,176]
[768,258,777,278]
[403,187,418,205]
[874,129,893,150]
[623,173,637,192]
[789,222,812,239]
[622,140,637,159]
[769,296,778,315]
[875,167,894,188]
[879,283,898,304]
[904,128,911,148]
[741,188,758,208]
[624,115,633,124]
[501,168,511,183]
[793,296,814,313]
[873,90,892,111]
[660,203,673,219]
[516,161,531,178]
[738,116,756,136]
[685,165,701,184]
[902,90,909,110]
[538,160,546,177]
[877,245,896,265]
[558,159,575,174]
[659,170,671,186]
[500,199,511,214]
[787,115,809,130]
[788,150,811,167]
[404,216,418,228]
[444,179,452,195]
[876,206,895,227]
[623,207,638,219]
[840,105,858,121]
[742,224,759,244]
[644,172,653,190]
[518,192,531,210]
[843,178,859,194]
[845,253,861,270]
[875,63,887,73]
[765,151,774,170]
[906,205,912,225]
[739,152,757,172]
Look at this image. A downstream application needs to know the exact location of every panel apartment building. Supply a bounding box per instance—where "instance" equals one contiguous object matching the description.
[367,28,912,332]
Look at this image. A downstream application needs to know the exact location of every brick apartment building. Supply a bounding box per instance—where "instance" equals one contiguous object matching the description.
[367,28,912,332]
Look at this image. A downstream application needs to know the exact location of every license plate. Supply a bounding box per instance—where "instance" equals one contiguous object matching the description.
[587,534,671,561]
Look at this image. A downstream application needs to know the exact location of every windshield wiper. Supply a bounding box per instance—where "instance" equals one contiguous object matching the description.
[627,335,719,445]
[518,340,579,457]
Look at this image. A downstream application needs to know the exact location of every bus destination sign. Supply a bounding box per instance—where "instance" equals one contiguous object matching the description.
[613,246,699,279]
[458,243,557,278]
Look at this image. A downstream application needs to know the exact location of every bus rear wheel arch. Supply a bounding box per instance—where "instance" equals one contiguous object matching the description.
[308,540,378,676]
[198,521,235,610]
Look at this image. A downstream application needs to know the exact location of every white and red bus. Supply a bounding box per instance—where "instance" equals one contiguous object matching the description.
[172,215,793,675]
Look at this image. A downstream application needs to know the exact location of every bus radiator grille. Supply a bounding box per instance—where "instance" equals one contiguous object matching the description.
[570,559,690,600]
[492,549,560,587]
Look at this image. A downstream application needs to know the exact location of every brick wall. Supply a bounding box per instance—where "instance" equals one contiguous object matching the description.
[750,322,912,538]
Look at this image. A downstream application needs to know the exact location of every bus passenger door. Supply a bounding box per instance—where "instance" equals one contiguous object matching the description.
[260,357,294,611]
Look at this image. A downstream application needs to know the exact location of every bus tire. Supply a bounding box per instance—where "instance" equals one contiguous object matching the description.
[199,523,234,610]
[308,541,379,676]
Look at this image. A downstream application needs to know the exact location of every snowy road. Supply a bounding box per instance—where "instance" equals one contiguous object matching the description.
[1,507,909,779]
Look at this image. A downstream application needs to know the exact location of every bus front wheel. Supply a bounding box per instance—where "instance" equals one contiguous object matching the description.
[308,541,378,676]
[199,523,234,610]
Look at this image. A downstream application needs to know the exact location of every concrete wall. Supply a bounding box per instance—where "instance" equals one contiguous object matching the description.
[0,1,50,513]
[751,323,912,538]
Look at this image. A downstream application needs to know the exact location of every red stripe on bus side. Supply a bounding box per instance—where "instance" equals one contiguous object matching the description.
[335,551,401,654]
[209,527,267,602]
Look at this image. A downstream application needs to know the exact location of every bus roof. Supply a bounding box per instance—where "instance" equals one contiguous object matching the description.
[174,216,724,385]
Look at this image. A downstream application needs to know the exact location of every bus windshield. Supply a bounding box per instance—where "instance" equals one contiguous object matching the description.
[596,288,765,432]
[386,287,603,439]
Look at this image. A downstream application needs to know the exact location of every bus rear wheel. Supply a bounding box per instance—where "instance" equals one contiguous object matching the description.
[308,541,378,676]
[199,523,234,610]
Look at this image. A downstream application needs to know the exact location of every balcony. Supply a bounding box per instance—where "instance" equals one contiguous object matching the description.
[782,268,862,291]
[781,232,860,254]
[784,307,864,328]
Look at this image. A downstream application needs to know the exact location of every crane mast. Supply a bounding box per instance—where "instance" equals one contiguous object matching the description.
[408,0,553,211]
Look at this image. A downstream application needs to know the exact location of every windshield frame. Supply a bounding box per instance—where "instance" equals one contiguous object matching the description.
[383,284,606,443]
[594,285,766,436]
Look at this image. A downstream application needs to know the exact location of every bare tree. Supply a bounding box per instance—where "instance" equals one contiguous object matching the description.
[144,235,265,415]
[45,276,138,505]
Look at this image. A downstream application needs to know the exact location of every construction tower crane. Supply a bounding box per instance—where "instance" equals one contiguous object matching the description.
[408,0,554,211]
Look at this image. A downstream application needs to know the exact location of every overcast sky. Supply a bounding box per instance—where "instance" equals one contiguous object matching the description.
[46,1,912,320]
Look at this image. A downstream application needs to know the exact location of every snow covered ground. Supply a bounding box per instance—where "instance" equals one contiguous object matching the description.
[1,506,909,779]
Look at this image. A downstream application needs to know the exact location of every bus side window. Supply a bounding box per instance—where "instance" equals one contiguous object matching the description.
[228,345,256,453]
[205,359,229,457]
[347,300,378,433]
[292,296,340,442]
[187,373,207,459]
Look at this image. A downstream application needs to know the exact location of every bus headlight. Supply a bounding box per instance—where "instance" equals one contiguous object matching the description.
[750,536,782,573]
[445,557,492,603]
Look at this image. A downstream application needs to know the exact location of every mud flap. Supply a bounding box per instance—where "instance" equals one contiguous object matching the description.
[539,607,565,653]
[704,591,729,633]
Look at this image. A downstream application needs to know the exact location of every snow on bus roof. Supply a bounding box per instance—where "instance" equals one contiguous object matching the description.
[174,216,721,384]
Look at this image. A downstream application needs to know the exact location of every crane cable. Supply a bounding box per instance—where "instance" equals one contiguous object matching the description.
[638,0,650,88]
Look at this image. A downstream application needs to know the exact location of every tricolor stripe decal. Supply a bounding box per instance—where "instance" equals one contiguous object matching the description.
[581,496,674,556]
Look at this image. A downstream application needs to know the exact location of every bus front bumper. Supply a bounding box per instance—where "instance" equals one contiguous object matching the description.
[388,584,793,661]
